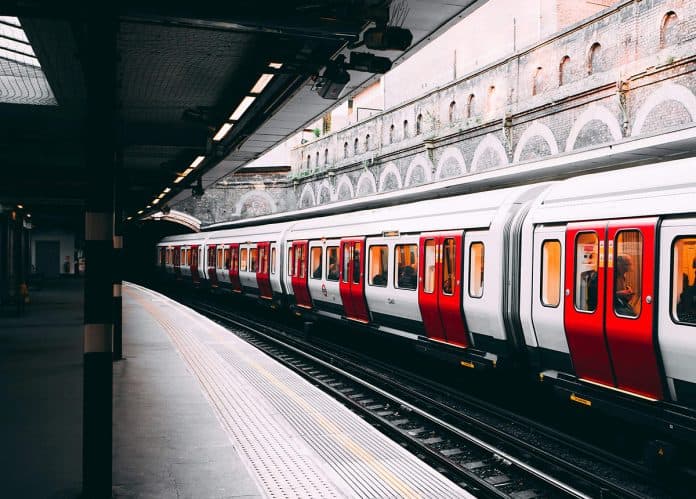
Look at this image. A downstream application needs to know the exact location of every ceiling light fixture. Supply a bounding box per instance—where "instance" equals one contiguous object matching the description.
[189,155,205,169]
[152,198,160,205]
[213,122,233,141]
[181,167,194,177]
[163,187,171,193]
[137,210,144,215]
[157,193,166,199]
[250,73,274,94]
[229,96,255,121]
[268,62,283,69]
[16,204,24,209]
[174,176,185,184]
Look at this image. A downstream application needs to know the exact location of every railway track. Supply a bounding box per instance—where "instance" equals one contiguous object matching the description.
[176,293,681,498]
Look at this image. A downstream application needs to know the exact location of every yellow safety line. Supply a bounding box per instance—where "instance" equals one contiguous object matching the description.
[125,287,421,499]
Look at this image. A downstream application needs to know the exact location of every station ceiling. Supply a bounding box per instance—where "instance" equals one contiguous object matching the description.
[0,1,487,227]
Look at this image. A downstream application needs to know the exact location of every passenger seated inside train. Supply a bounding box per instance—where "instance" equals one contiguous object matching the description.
[614,254,637,317]
[327,262,339,281]
[677,257,696,323]
[372,270,387,286]
[312,262,322,279]
[398,265,417,290]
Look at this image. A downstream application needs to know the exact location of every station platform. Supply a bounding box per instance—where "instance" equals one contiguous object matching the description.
[119,282,469,498]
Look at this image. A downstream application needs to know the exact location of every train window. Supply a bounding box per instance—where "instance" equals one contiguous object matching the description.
[249,248,259,273]
[368,245,388,287]
[574,233,598,312]
[228,247,235,271]
[343,244,351,283]
[294,245,305,278]
[614,231,642,318]
[288,247,293,276]
[352,242,362,284]
[217,248,223,269]
[299,245,307,278]
[469,242,485,298]
[240,248,248,272]
[259,246,267,274]
[424,240,436,294]
[326,247,339,281]
[672,237,696,326]
[207,247,215,267]
[192,249,198,267]
[311,247,323,279]
[395,244,417,290]
[541,240,561,307]
[442,238,456,295]
[270,247,277,275]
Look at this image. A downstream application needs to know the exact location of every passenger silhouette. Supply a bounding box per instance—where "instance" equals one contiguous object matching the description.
[614,254,636,316]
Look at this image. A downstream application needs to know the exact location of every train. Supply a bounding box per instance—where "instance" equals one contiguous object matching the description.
[156,157,696,452]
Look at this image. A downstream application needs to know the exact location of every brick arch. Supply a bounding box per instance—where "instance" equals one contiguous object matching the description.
[356,171,377,197]
[378,162,403,192]
[470,134,508,172]
[235,190,277,218]
[513,122,559,163]
[298,184,316,208]
[632,83,696,136]
[565,104,622,152]
[434,146,466,180]
[335,175,355,201]
[316,179,334,204]
[404,155,433,187]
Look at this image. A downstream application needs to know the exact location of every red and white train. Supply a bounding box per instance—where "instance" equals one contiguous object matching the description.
[157,158,696,447]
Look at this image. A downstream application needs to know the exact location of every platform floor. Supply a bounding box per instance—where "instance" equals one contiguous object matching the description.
[0,278,83,499]
[120,282,469,498]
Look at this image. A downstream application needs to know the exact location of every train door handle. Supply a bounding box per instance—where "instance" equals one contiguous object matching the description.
[646,295,652,304]
[565,289,570,296]
[387,298,395,304]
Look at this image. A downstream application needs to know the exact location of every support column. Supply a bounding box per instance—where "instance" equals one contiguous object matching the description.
[112,233,123,361]
[82,15,116,499]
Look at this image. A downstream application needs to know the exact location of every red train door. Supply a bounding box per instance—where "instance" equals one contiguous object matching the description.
[339,238,370,323]
[291,240,312,308]
[191,245,200,285]
[207,245,218,287]
[564,219,663,399]
[228,244,242,292]
[418,234,469,346]
[257,242,272,299]
[605,218,662,399]
[174,246,181,279]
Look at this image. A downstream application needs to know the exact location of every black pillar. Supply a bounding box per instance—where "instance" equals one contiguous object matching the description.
[81,16,116,499]
[113,149,123,361]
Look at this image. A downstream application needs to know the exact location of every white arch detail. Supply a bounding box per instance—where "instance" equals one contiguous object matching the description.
[470,134,509,172]
[632,83,696,136]
[299,184,316,208]
[234,189,277,215]
[316,179,335,203]
[404,155,434,186]
[356,171,377,197]
[378,162,403,192]
[565,104,622,151]
[335,175,355,200]
[513,121,559,163]
[148,209,201,232]
[434,147,466,179]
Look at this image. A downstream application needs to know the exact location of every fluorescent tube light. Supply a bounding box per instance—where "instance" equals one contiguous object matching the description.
[213,122,233,141]
[190,155,205,169]
[250,73,273,94]
[229,96,255,121]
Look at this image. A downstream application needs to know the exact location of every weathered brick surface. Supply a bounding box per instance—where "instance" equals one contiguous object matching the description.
[175,0,696,224]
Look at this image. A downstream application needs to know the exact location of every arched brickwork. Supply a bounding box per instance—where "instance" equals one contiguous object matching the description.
[356,171,377,197]
[316,180,333,205]
[434,147,466,180]
[335,175,354,201]
[565,104,622,151]
[470,134,508,172]
[632,83,696,136]
[513,122,559,163]
[299,185,316,208]
[404,155,434,187]
[235,190,277,218]
[378,163,403,192]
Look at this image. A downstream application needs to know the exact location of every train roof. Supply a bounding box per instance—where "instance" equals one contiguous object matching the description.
[530,157,696,223]
[284,184,543,240]
[158,232,208,245]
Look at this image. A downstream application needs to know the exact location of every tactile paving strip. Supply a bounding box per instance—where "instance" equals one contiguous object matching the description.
[125,283,469,499]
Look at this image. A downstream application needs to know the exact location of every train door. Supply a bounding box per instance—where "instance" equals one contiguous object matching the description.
[291,240,312,308]
[564,219,662,399]
[191,245,201,285]
[339,238,370,323]
[207,245,218,287]
[418,233,469,346]
[174,245,181,279]
[257,242,272,299]
[228,243,242,292]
